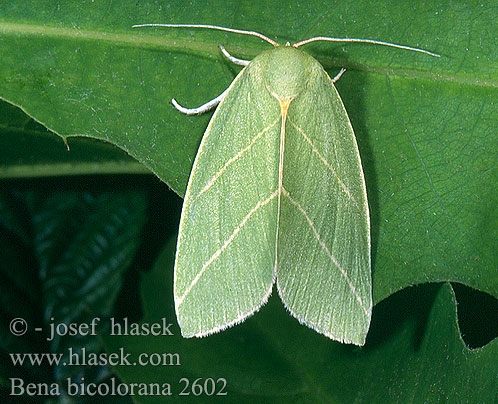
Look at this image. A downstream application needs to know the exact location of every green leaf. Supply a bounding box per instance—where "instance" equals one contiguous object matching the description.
[0,101,148,178]
[0,0,449,194]
[0,0,496,304]
[107,238,498,403]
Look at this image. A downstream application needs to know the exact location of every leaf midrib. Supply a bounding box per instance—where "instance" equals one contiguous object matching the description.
[1,21,492,87]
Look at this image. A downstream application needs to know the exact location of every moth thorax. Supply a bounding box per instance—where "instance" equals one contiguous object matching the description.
[263,46,315,102]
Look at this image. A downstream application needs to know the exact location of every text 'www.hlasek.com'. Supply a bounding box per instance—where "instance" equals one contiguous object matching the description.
[7,316,228,398]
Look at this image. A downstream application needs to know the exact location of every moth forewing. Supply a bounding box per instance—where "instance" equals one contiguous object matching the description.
[275,59,371,345]
[174,54,281,337]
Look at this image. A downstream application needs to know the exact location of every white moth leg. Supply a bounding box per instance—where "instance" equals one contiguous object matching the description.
[172,88,229,115]
[172,44,247,115]
[219,45,250,66]
[331,68,346,84]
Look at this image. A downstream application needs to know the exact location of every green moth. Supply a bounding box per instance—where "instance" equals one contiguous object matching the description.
[134,24,439,345]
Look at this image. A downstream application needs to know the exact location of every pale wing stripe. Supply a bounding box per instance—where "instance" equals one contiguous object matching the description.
[198,118,280,197]
[289,120,361,211]
[177,189,279,307]
[282,187,369,316]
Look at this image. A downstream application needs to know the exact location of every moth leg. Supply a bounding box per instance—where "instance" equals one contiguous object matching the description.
[331,68,346,84]
[172,87,228,115]
[219,44,250,66]
[171,44,247,115]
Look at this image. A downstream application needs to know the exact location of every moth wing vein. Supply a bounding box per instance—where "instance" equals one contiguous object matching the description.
[176,190,279,307]
[289,120,361,211]
[198,118,280,197]
[281,187,369,316]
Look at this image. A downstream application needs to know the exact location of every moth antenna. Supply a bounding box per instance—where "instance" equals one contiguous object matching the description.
[132,24,278,46]
[293,36,440,57]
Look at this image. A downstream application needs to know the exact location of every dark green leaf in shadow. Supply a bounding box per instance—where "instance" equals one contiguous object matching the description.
[452,282,498,349]
[31,189,147,381]
[0,183,147,403]
[0,190,47,403]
